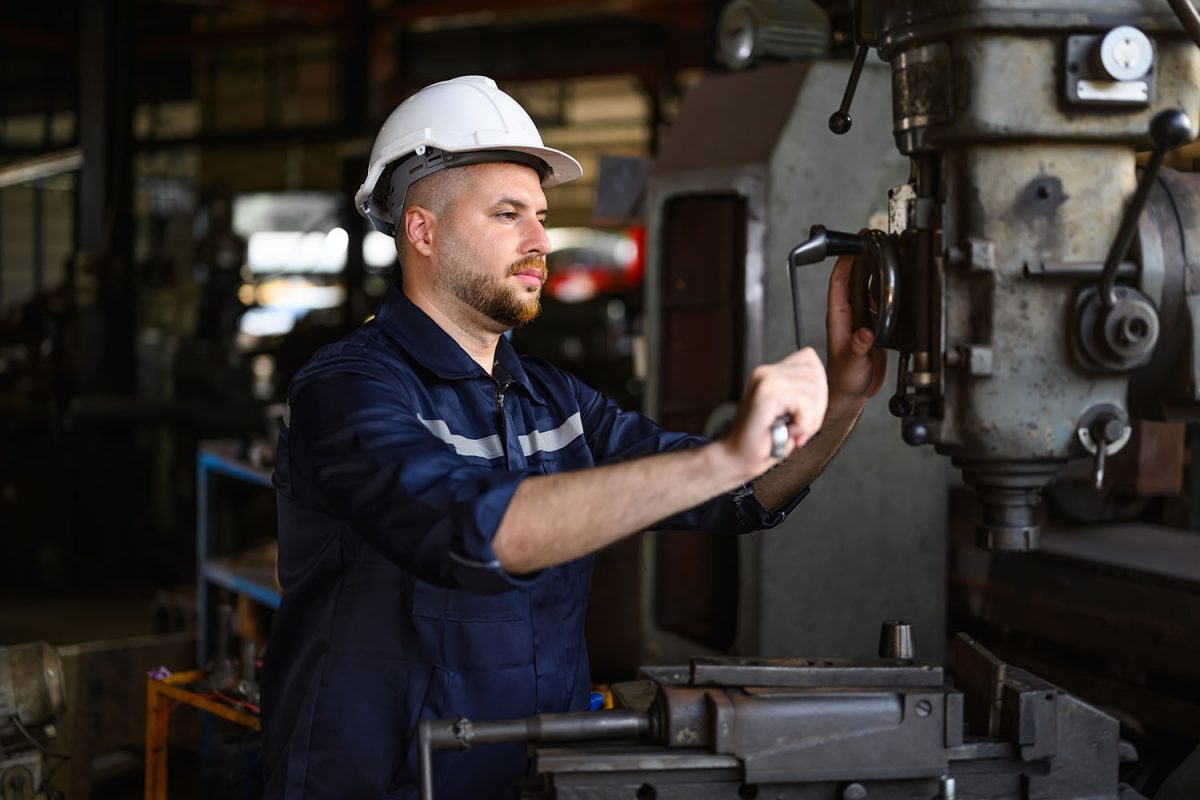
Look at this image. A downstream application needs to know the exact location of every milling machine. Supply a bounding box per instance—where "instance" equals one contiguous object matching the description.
[413,2,1200,798]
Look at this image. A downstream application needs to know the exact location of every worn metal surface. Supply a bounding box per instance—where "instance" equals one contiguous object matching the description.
[954,522,1200,739]
[942,142,1133,458]
[514,646,1136,799]
[841,1,1200,547]
[688,655,943,688]
[0,751,41,800]
[0,642,65,735]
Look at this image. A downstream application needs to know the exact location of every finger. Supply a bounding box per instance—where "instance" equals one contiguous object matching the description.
[826,256,855,353]
[790,392,827,440]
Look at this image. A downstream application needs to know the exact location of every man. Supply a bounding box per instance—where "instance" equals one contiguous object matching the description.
[261,76,885,799]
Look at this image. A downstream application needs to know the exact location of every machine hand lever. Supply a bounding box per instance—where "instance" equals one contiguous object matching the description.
[1089,416,1125,490]
[787,225,867,349]
[788,225,865,268]
[1099,109,1194,308]
[771,227,866,458]
[1092,444,1107,490]
[829,44,870,134]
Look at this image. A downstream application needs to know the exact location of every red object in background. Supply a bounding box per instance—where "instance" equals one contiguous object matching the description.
[624,225,645,285]
[545,226,644,303]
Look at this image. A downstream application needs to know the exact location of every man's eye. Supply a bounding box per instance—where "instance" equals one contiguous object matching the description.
[497,211,517,221]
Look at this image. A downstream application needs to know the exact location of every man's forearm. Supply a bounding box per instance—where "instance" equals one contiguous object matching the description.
[753,396,866,512]
[492,442,749,574]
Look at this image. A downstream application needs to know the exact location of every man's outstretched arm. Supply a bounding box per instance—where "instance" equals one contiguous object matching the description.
[494,253,890,573]
[492,346,828,574]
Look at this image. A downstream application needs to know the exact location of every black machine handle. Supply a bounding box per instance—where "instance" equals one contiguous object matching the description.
[786,225,867,348]
[788,224,866,269]
[828,44,870,135]
[1099,109,1194,308]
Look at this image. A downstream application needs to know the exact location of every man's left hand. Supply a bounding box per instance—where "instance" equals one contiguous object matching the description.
[826,254,887,408]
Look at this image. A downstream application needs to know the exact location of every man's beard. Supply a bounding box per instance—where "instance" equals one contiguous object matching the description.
[441,247,547,329]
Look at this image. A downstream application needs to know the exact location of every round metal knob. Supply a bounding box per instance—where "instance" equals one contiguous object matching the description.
[1149,108,1194,149]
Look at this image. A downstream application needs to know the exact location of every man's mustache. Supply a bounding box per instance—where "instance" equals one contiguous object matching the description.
[507,255,548,282]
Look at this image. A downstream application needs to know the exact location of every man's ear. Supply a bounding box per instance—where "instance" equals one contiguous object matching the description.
[403,206,437,257]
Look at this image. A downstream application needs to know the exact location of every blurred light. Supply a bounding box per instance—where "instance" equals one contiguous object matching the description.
[255,279,345,309]
[247,231,348,273]
[251,354,276,378]
[237,284,257,306]
[364,231,397,269]
[364,274,390,297]
[325,227,349,259]
[613,238,638,266]
[551,273,597,303]
[239,306,298,338]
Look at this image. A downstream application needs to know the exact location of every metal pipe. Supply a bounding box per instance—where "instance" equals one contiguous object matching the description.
[1167,0,1200,49]
[418,710,649,800]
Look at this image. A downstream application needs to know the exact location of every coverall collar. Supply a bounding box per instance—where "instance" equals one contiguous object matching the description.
[375,283,548,405]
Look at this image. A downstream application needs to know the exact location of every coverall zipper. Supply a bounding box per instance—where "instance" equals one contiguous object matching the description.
[494,376,516,459]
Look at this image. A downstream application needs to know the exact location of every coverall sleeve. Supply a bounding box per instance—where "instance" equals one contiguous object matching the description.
[573,374,807,533]
[285,359,537,594]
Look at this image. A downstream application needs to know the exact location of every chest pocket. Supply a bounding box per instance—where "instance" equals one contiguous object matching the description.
[411,580,522,622]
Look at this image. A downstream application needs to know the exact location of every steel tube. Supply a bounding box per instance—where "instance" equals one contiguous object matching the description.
[418,710,649,800]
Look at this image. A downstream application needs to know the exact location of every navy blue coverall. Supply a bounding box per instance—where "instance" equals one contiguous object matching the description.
[261,286,805,799]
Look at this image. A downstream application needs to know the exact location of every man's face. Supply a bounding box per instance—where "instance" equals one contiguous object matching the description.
[434,163,551,331]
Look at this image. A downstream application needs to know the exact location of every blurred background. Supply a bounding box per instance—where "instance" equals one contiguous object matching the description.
[0,3,731,796]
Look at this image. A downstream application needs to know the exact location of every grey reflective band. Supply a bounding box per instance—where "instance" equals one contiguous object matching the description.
[419,412,583,460]
[517,412,583,457]
[368,147,550,236]
[418,416,504,460]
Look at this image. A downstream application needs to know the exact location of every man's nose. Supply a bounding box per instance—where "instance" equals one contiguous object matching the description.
[522,217,551,255]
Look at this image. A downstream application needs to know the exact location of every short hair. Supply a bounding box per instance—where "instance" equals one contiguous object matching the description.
[403,164,476,218]
[394,165,478,268]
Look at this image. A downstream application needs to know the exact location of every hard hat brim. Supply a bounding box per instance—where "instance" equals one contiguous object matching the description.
[354,142,582,228]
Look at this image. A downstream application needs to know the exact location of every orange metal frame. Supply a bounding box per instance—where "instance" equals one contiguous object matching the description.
[144,670,260,800]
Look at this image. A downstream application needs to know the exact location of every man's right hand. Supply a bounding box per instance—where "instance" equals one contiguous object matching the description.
[719,347,828,481]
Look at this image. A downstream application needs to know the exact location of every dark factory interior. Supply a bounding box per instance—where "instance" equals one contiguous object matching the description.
[1,1,1199,798]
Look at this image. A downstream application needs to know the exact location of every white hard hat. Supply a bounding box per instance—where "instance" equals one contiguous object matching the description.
[355,75,583,235]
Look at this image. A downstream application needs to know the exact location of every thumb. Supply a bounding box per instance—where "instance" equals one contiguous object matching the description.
[850,327,875,356]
